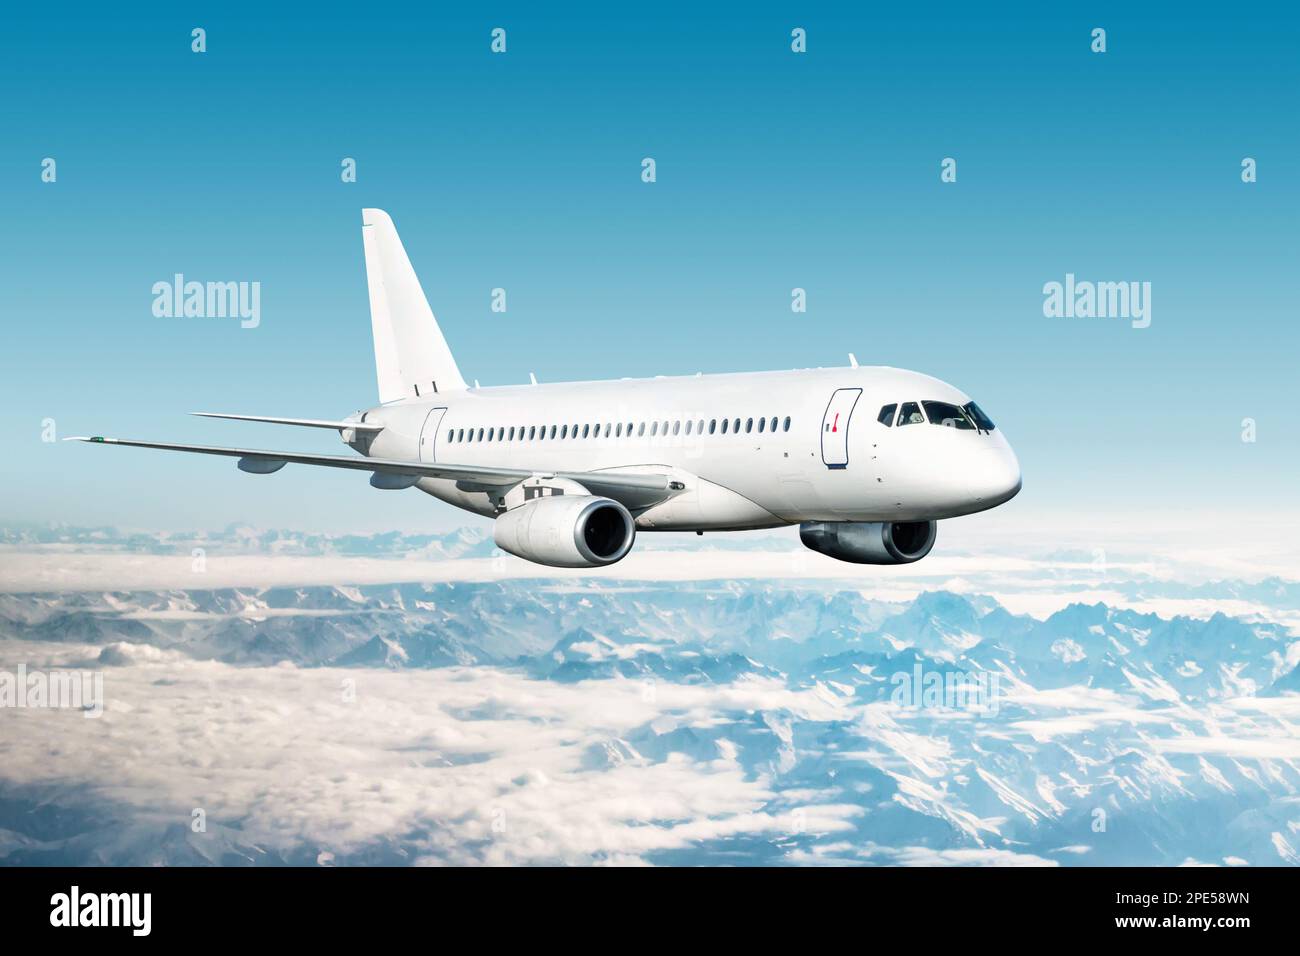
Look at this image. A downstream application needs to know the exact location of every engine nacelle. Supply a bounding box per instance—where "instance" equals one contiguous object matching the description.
[799,520,937,565]
[494,495,636,568]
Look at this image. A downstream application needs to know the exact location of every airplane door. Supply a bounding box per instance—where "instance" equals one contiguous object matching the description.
[418,407,448,463]
[820,388,862,469]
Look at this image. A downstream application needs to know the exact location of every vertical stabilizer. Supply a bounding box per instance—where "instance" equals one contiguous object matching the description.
[361,209,467,402]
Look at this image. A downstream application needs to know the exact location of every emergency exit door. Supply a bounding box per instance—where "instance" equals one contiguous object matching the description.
[820,388,861,469]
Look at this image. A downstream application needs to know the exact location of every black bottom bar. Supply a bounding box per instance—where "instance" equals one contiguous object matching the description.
[0,865,1284,942]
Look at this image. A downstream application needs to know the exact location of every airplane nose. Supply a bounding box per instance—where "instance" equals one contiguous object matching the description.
[1002,447,1023,500]
[972,444,1022,508]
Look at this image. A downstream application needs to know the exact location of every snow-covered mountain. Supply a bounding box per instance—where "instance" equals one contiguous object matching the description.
[1,543,1298,866]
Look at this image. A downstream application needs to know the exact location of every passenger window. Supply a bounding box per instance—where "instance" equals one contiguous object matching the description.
[878,404,897,427]
[721,418,729,434]
[673,421,680,435]
[757,417,765,433]
[922,401,975,429]
[782,416,791,432]
[709,419,717,434]
[685,420,693,435]
[897,402,925,426]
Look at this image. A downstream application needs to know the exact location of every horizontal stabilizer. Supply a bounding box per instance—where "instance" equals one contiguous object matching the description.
[192,412,384,432]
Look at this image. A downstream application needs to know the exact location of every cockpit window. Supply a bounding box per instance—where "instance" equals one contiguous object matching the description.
[896,401,925,426]
[923,401,976,430]
[963,401,996,431]
[877,403,897,426]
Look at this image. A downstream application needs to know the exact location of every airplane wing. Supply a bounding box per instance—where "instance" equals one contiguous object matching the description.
[66,436,680,510]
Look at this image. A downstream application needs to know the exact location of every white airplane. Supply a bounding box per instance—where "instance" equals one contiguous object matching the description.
[71,209,1021,569]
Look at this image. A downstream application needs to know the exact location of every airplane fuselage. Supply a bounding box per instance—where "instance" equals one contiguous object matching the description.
[349,364,1022,530]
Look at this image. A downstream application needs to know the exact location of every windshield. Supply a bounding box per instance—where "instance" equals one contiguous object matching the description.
[962,401,996,432]
[922,401,976,429]
[896,401,925,426]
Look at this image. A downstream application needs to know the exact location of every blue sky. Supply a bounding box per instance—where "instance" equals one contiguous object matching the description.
[3,3,1296,532]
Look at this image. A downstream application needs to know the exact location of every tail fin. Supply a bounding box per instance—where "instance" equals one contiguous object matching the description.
[361,208,467,402]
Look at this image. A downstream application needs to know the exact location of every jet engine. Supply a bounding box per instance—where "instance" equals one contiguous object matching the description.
[494,495,637,568]
[799,520,936,565]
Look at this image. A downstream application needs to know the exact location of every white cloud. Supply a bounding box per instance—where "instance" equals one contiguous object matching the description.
[0,642,857,865]
[887,847,1058,867]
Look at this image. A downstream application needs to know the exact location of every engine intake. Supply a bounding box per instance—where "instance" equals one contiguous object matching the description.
[799,520,936,565]
[494,495,636,568]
